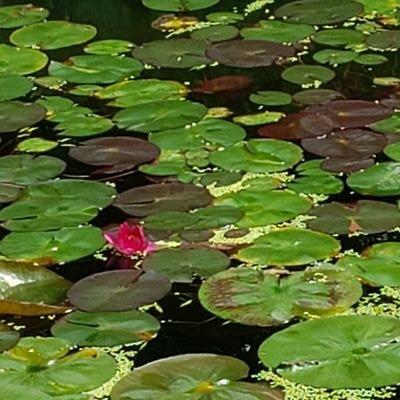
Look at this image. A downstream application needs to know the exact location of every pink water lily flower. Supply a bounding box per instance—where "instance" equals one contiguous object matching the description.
[104,222,157,256]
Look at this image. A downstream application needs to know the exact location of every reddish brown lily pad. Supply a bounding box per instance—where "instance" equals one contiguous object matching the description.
[113,182,213,216]
[206,40,295,68]
[307,200,400,235]
[292,89,344,105]
[305,100,392,129]
[301,129,387,159]
[68,136,160,175]
[192,75,253,94]
[258,112,333,140]
[321,157,375,173]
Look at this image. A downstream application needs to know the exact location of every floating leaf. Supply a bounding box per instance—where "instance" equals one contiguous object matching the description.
[370,112,400,134]
[17,138,58,153]
[236,228,340,266]
[67,270,171,312]
[258,315,400,389]
[321,157,374,173]
[366,30,400,50]
[355,53,388,65]
[313,49,358,65]
[199,266,361,326]
[0,4,48,28]
[10,21,97,50]
[84,39,135,55]
[0,324,19,352]
[250,91,292,106]
[384,141,400,160]
[191,25,238,42]
[281,65,335,85]
[142,0,220,11]
[312,29,365,47]
[292,89,344,105]
[0,74,33,102]
[51,310,160,346]
[233,111,283,126]
[192,75,253,94]
[0,101,46,133]
[0,183,23,204]
[143,248,230,282]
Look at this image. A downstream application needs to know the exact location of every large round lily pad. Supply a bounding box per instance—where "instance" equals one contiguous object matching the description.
[0,74,33,101]
[0,155,65,185]
[49,55,143,84]
[199,266,361,326]
[0,101,46,133]
[312,28,365,47]
[307,200,400,235]
[0,337,116,397]
[67,270,171,312]
[236,228,341,266]
[143,248,230,282]
[206,40,295,68]
[114,183,213,216]
[132,39,211,69]
[10,21,97,50]
[111,353,283,400]
[114,100,207,133]
[281,65,335,85]
[51,310,160,346]
[347,162,400,196]
[337,242,400,286]
[69,137,160,175]
[258,315,400,389]
[0,4,48,28]
[0,227,105,265]
[142,0,220,11]
[274,0,363,24]
[366,30,400,50]
[0,44,48,75]
[209,139,303,173]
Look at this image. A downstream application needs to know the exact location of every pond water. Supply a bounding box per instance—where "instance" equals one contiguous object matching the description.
[1,1,400,399]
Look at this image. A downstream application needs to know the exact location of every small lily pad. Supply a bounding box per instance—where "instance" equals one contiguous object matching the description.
[142,0,220,11]
[0,101,46,133]
[17,138,58,153]
[191,25,238,42]
[84,39,135,55]
[0,324,19,352]
[0,74,33,101]
[250,91,292,106]
[0,4,48,28]
[312,29,365,47]
[281,65,335,85]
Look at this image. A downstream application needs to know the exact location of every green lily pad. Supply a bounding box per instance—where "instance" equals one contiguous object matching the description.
[0,74,33,101]
[206,12,244,23]
[84,39,135,55]
[114,100,207,133]
[0,337,116,396]
[258,315,400,388]
[199,266,361,326]
[312,29,365,47]
[236,228,340,266]
[97,79,188,108]
[384,142,400,160]
[366,30,400,50]
[49,55,143,84]
[51,310,160,346]
[307,200,400,235]
[67,270,171,312]
[0,183,23,204]
[0,155,65,185]
[0,4,48,28]
[355,53,388,65]
[143,248,230,282]
[0,44,48,75]
[0,260,71,314]
[313,49,358,65]
[69,85,103,96]
[0,180,116,231]
[337,242,400,286]
[55,114,114,137]
[0,101,46,133]
[10,21,97,50]
[347,162,400,196]
[370,112,400,134]
[0,227,105,265]
[274,0,363,25]
[111,353,283,400]
[209,139,303,173]
[233,112,283,126]
[215,188,312,228]
[191,25,239,42]
[281,65,335,85]
[241,20,315,43]
[249,91,292,106]
[292,89,344,105]
[132,39,211,69]
[17,138,58,153]
[0,324,19,352]
[142,0,220,11]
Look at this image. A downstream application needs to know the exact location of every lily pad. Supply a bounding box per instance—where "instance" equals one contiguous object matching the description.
[274,0,363,25]
[114,100,207,133]
[233,111,283,126]
[191,25,239,42]
[209,139,303,173]
[0,101,46,133]
[142,0,220,11]
[0,155,65,185]
[69,137,160,175]
[0,74,33,101]
[51,310,160,346]
[192,75,253,94]
[67,270,171,312]
[0,337,116,396]
[312,29,365,47]
[0,324,19,352]
[0,44,48,75]
[366,30,400,50]
[206,40,295,68]
[17,138,58,153]
[292,89,344,105]
[321,157,375,173]
[132,39,211,69]
[0,183,23,204]
[10,21,97,50]
[84,39,135,55]
[199,266,361,326]
[281,65,335,85]
[250,91,292,106]
[384,142,400,160]
[370,112,400,134]
[258,315,400,388]
[0,226,105,265]
[111,353,283,400]
[49,55,143,84]
[236,228,341,266]
[355,53,388,65]
[143,248,230,282]
[114,183,213,216]
[0,4,48,28]
[347,162,400,196]
[313,49,358,65]
[241,20,314,43]
[307,200,400,235]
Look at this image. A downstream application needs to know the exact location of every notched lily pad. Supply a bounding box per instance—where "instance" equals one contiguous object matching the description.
[0,4,48,28]
[0,101,46,133]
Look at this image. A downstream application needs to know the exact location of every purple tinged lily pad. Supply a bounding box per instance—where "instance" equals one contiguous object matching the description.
[321,157,375,173]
